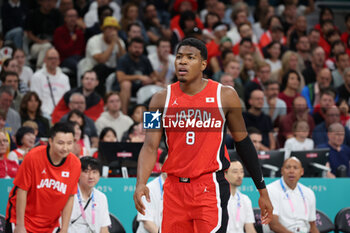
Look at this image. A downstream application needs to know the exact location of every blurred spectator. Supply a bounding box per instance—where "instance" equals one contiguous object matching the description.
[325,39,345,70]
[95,92,133,140]
[217,59,244,99]
[284,121,314,158]
[278,96,315,147]
[243,89,276,150]
[22,120,40,143]
[265,41,282,73]
[259,16,287,49]
[1,57,20,75]
[210,38,233,74]
[79,16,125,95]
[92,127,117,159]
[227,8,249,45]
[143,3,172,45]
[1,72,22,111]
[124,123,146,143]
[13,49,33,93]
[0,85,21,135]
[25,0,63,69]
[308,29,320,51]
[302,46,326,85]
[84,5,113,42]
[19,91,50,138]
[148,38,175,85]
[225,160,256,233]
[312,89,336,125]
[301,68,332,112]
[312,106,350,147]
[232,22,261,58]
[84,0,121,28]
[52,70,104,123]
[130,104,148,124]
[172,11,201,44]
[0,109,13,155]
[332,52,350,88]
[202,12,220,43]
[119,2,148,44]
[8,126,35,164]
[53,8,85,82]
[116,37,158,114]
[68,156,111,232]
[337,98,350,127]
[206,22,230,66]
[60,99,99,148]
[341,13,350,49]
[248,127,268,152]
[314,7,335,34]
[239,53,256,86]
[318,122,350,177]
[1,0,28,49]
[288,15,307,51]
[265,157,319,233]
[295,36,311,71]
[69,120,89,157]
[0,131,19,178]
[278,70,301,113]
[219,73,245,109]
[263,80,287,123]
[30,48,70,118]
[253,4,275,41]
[337,67,350,104]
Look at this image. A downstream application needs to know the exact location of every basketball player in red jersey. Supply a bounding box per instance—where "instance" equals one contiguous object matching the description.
[134,38,273,232]
[5,123,81,233]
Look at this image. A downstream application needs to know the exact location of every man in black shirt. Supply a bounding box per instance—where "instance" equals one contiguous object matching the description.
[338,67,350,105]
[116,37,159,114]
[25,0,63,68]
[302,46,326,85]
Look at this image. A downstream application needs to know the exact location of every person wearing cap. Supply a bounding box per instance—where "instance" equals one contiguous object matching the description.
[8,127,36,165]
[264,157,319,233]
[78,16,125,95]
[53,8,85,86]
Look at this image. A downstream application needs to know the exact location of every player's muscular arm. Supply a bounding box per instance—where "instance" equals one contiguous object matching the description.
[269,215,293,233]
[60,195,75,233]
[14,188,27,233]
[134,90,166,215]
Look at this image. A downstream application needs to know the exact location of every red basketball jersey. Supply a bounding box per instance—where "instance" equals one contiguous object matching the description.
[6,145,81,233]
[162,79,230,178]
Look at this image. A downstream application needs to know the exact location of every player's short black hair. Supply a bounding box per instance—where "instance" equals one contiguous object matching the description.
[50,122,75,139]
[81,156,102,175]
[15,127,35,147]
[176,37,207,60]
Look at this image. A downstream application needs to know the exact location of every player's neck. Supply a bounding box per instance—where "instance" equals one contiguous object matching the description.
[179,77,207,96]
[230,185,237,196]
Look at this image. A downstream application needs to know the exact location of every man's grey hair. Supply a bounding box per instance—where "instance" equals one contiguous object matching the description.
[69,92,85,103]
[0,85,15,97]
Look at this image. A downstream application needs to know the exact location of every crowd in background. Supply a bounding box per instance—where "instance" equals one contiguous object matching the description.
[0,0,350,179]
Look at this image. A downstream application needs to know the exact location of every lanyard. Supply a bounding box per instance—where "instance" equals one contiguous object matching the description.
[158,176,163,200]
[235,192,241,226]
[280,178,307,215]
[77,186,95,224]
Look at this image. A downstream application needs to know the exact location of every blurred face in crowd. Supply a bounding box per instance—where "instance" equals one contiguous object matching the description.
[321,22,334,35]
[13,50,26,68]
[73,124,82,141]
[239,24,253,39]
[265,83,279,99]
[320,93,334,110]
[144,4,157,20]
[45,49,60,72]
[80,165,101,189]
[21,132,36,149]
[309,30,320,46]
[157,41,171,60]
[127,5,138,20]
[328,123,345,148]
[249,90,264,110]
[103,26,118,43]
[82,71,99,92]
[296,36,310,53]
[225,161,244,187]
[128,25,142,39]
[0,132,9,157]
[220,74,234,87]
[288,54,298,70]
[317,68,332,89]
[206,13,219,29]
[49,132,75,161]
[4,74,19,91]
[132,105,147,124]
[282,158,304,189]
[179,1,192,12]
[220,41,233,52]
[312,47,326,67]
[235,11,247,25]
[294,121,309,140]
[224,61,240,79]
[4,60,19,74]
[65,9,78,28]
[102,130,117,142]
[27,95,40,113]
[129,123,146,142]
[69,113,84,127]
[214,2,225,20]
[286,72,300,91]
[271,29,284,42]
[69,94,86,112]
[107,94,121,113]
[240,41,253,56]
[325,106,340,126]
[268,42,281,60]
[249,133,262,152]
[257,65,271,83]
[295,15,307,32]
[338,100,349,115]
[293,97,308,115]
[0,92,13,112]
[243,54,254,70]
[336,54,350,71]
[129,41,144,59]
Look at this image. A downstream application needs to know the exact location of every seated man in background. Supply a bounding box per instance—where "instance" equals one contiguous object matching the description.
[225,160,256,233]
[52,70,104,123]
[68,156,111,232]
[265,157,319,233]
[317,123,350,177]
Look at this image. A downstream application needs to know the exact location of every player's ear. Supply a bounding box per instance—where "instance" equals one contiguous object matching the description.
[201,59,207,72]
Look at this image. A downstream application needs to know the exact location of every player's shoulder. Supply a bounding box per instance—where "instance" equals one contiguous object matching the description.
[149,87,168,109]
[25,145,47,160]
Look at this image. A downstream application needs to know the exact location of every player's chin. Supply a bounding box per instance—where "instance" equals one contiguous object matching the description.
[177,76,188,82]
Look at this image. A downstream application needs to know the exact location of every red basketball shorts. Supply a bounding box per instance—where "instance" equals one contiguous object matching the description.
[161,171,230,233]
